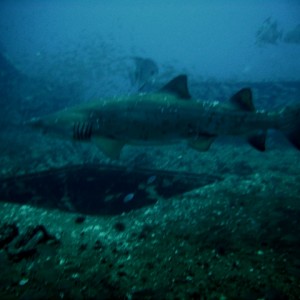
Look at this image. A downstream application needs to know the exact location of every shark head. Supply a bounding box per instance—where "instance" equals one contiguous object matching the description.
[26,117,48,133]
[26,112,77,140]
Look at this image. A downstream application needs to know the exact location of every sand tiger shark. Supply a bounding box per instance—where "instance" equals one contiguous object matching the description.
[28,75,300,159]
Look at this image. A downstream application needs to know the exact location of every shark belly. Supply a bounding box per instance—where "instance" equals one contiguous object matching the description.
[92,105,193,145]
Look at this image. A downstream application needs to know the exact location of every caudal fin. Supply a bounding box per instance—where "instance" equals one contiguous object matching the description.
[280,105,300,150]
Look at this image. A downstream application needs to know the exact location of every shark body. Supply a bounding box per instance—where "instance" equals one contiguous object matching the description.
[29,75,300,159]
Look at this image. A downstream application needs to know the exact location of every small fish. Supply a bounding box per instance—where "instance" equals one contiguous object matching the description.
[123,193,135,203]
[147,175,157,185]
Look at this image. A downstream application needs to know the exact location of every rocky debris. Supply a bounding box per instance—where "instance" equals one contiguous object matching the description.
[0,223,59,262]
[114,221,126,232]
[74,215,86,224]
[0,223,19,248]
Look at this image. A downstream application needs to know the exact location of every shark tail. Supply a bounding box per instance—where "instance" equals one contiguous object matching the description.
[279,105,300,150]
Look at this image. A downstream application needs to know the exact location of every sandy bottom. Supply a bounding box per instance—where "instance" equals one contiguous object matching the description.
[0,129,300,299]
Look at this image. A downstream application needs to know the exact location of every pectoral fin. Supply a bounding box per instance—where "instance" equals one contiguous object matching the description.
[188,135,216,151]
[93,137,125,159]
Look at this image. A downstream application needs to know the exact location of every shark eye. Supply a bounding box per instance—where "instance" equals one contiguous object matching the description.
[73,122,93,140]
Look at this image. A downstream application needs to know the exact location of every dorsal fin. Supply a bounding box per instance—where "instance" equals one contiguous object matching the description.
[160,74,191,100]
[230,88,255,111]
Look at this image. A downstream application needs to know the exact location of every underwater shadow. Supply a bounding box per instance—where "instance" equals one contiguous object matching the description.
[0,164,222,215]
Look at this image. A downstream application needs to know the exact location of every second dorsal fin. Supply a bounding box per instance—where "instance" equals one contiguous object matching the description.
[160,74,191,100]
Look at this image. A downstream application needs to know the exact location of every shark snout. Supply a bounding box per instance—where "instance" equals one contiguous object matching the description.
[25,117,49,134]
[25,117,43,128]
